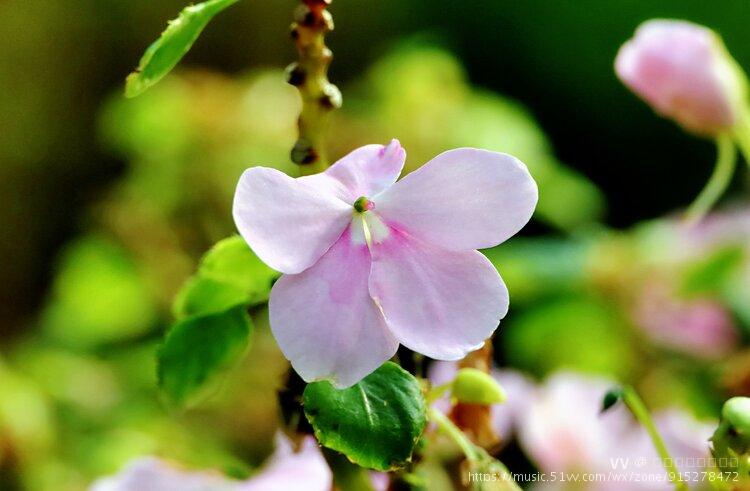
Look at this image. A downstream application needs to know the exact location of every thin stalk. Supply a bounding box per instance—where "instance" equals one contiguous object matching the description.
[732,115,750,166]
[685,133,736,224]
[429,407,481,462]
[286,0,341,175]
[621,386,688,491]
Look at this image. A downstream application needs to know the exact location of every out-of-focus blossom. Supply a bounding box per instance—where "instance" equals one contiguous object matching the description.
[89,458,236,491]
[518,372,632,474]
[233,140,537,387]
[239,434,332,491]
[89,434,332,491]
[616,20,745,136]
[369,471,391,491]
[518,372,714,491]
[634,281,738,359]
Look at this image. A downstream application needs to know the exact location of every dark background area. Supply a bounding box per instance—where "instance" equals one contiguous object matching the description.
[2,0,748,336]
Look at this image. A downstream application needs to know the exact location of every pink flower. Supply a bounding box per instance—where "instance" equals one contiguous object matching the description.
[615,19,744,136]
[233,140,537,387]
[89,434,332,491]
[634,281,738,359]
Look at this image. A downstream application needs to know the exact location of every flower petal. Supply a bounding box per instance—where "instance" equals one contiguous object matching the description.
[269,227,398,388]
[375,149,537,250]
[303,140,406,203]
[369,231,508,360]
[233,167,352,274]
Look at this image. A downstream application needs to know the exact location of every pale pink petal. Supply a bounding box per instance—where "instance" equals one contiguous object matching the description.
[302,140,406,203]
[233,167,352,274]
[241,434,332,491]
[369,230,508,360]
[269,227,398,388]
[375,149,537,251]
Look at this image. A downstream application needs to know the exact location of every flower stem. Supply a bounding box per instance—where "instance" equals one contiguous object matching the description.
[429,407,481,461]
[621,386,688,491]
[732,111,750,167]
[286,0,341,175]
[685,133,736,224]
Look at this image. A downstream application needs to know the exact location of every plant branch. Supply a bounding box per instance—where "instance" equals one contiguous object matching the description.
[286,0,341,175]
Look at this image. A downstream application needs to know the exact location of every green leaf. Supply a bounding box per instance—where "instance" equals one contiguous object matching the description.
[303,362,427,471]
[173,236,278,318]
[158,306,252,408]
[126,0,241,98]
[173,276,249,318]
[198,235,277,298]
[452,368,506,405]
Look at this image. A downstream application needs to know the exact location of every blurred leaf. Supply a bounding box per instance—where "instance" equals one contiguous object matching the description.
[158,306,252,408]
[173,236,277,318]
[503,297,634,378]
[484,237,589,304]
[303,362,426,471]
[41,236,156,348]
[679,245,744,297]
[0,360,55,456]
[126,0,241,98]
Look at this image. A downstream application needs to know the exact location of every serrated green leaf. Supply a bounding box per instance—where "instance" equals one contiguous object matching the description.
[158,306,251,408]
[303,362,427,471]
[126,0,241,98]
[198,235,277,297]
[173,236,278,318]
[172,276,249,318]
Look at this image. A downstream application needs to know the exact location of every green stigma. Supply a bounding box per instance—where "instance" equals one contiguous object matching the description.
[353,196,373,213]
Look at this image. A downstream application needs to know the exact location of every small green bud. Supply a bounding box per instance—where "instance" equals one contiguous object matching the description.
[711,397,750,476]
[452,368,506,405]
[723,397,750,435]
[601,387,624,413]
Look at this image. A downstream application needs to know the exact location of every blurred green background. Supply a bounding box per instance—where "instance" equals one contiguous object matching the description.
[2,1,750,489]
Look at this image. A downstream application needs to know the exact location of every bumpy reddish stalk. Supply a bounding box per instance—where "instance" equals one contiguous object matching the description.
[286,0,341,175]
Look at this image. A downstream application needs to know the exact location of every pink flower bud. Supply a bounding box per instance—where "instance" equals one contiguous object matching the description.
[616,20,745,136]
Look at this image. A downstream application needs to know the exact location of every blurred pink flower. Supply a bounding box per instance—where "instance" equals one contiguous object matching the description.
[89,458,236,491]
[634,281,737,359]
[239,434,332,491]
[518,372,714,491]
[89,434,332,491]
[233,140,537,387]
[615,19,744,136]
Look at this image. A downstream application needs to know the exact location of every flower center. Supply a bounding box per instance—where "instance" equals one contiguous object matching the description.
[353,196,374,213]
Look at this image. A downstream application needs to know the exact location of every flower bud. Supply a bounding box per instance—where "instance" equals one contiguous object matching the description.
[452,368,506,405]
[723,397,750,435]
[615,19,746,136]
[711,397,750,475]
